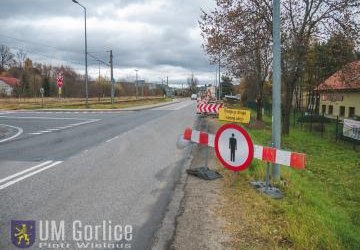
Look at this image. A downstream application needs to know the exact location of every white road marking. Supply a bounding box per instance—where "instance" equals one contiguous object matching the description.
[152,102,193,111]
[0,161,63,191]
[27,119,100,136]
[0,161,52,184]
[0,116,88,120]
[106,136,119,143]
[0,124,24,143]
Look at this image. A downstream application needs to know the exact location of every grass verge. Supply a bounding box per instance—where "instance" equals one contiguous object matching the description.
[215,110,360,249]
[0,96,170,110]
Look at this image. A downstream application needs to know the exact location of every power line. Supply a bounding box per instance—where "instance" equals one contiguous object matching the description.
[88,52,109,66]
[0,33,110,68]
[0,33,83,55]
[5,44,85,66]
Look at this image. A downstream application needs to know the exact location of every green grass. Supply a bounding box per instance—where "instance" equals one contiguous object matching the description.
[218,108,360,249]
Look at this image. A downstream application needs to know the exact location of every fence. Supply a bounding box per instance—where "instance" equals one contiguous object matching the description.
[295,111,359,149]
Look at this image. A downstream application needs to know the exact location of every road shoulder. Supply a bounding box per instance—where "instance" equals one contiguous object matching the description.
[164,117,231,250]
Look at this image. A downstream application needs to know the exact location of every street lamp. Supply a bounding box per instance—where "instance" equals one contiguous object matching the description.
[135,69,138,99]
[72,0,88,107]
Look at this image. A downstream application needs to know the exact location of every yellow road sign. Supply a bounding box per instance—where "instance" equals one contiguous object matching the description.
[219,108,251,124]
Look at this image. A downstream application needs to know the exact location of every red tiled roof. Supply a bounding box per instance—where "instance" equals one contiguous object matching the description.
[0,76,20,87]
[316,60,360,91]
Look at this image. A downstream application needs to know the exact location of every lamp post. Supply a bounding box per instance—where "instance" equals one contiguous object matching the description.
[72,0,88,107]
[135,69,138,99]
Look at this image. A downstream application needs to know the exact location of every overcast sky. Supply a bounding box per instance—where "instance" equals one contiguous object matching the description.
[0,0,217,85]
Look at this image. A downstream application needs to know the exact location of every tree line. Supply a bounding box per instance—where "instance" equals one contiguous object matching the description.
[0,45,164,98]
[199,0,360,134]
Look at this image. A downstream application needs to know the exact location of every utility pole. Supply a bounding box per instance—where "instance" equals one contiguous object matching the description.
[135,69,138,99]
[166,76,168,86]
[110,50,114,105]
[218,54,221,100]
[98,61,100,81]
[141,74,144,97]
[272,0,282,180]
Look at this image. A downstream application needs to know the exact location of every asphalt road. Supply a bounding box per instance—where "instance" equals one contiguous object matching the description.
[0,100,196,250]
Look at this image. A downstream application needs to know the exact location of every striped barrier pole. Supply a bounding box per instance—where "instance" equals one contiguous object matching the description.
[181,128,306,169]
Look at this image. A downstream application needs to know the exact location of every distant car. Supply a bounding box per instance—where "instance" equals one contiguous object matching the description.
[191,94,197,100]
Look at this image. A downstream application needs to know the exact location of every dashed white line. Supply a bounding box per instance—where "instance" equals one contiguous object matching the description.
[0,161,63,190]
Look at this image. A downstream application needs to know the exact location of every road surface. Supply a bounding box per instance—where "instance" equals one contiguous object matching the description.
[0,100,196,250]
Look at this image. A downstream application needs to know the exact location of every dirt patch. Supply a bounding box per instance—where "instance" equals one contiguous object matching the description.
[245,119,267,129]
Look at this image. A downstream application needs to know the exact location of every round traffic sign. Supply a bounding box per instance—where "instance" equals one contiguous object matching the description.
[214,124,254,171]
[57,72,64,88]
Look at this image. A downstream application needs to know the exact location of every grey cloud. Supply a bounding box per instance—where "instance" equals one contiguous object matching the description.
[0,0,216,81]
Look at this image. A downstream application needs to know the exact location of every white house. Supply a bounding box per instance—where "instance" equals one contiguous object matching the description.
[0,76,20,96]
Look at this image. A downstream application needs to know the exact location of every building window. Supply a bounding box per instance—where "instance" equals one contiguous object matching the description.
[349,107,355,118]
[321,105,326,114]
[328,105,333,115]
[340,106,345,117]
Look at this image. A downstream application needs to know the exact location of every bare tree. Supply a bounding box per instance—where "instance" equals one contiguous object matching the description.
[0,44,15,71]
[200,0,360,134]
[187,73,199,94]
[16,48,27,69]
[200,0,272,121]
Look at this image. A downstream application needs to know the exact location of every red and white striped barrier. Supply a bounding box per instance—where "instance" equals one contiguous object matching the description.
[182,128,306,169]
[183,128,215,147]
[196,103,223,114]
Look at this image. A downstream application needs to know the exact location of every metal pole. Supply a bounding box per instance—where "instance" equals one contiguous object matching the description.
[142,73,144,97]
[265,162,270,190]
[135,69,138,99]
[272,0,282,180]
[73,0,88,107]
[84,6,88,107]
[218,54,221,100]
[98,61,100,81]
[110,50,114,105]
[204,122,209,169]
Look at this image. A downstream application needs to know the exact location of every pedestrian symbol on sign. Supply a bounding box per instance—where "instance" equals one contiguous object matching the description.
[229,134,237,162]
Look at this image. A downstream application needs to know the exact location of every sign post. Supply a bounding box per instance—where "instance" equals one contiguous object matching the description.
[40,88,44,108]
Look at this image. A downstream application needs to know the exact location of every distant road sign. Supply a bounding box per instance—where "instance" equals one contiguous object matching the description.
[196,103,223,114]
[219,108,251,124]
[57,72,64,88]
[214,124,254,171]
